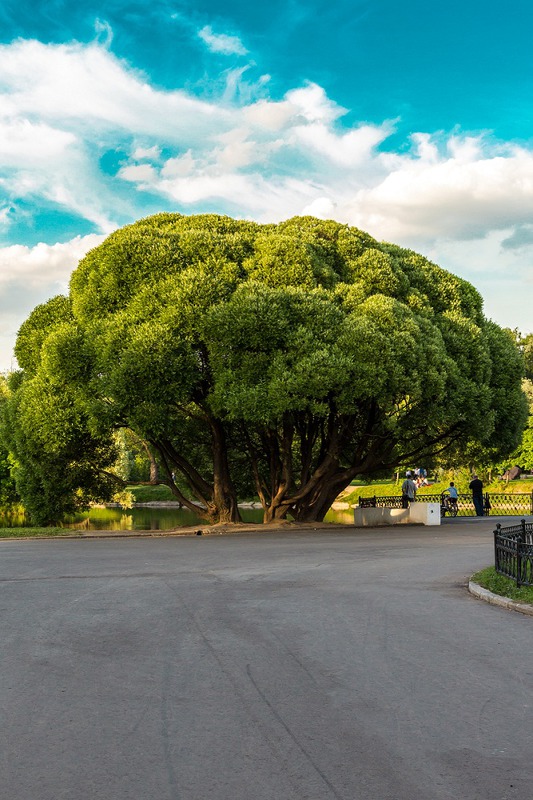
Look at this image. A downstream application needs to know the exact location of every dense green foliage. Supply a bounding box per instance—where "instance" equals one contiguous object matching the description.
[521,333,533,381]
[0,377,20,507]
[0,368,119,524]
[2,213,528,524]
[0,448,18,507]
[1,303,120,525]
[508,379,533,472]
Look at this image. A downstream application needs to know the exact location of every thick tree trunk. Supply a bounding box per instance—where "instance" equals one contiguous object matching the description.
[210,417,242,524]
[153,442,212,521]
[149,455,159,484]
[141,440,159,484]
[263,503,290,523]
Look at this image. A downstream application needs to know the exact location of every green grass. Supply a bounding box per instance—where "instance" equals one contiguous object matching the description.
[471,566,533,604]
[485,479,533,494]
[127,484,175,502]
[0,527,73,538]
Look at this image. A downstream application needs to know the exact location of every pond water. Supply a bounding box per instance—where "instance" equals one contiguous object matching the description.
[0,504,355,530]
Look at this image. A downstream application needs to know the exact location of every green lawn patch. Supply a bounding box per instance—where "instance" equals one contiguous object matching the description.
[471,566,533,604]
[486,479,533,494]
[127,484,175,503]
[0,527,73,538]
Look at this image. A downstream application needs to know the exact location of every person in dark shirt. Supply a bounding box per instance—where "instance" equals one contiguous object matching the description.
[469,474,484,516]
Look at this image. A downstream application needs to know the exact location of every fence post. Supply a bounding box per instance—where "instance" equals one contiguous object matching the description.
[516,519,526,587]
[494,523,501,573]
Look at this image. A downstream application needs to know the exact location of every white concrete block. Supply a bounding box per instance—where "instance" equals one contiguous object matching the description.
[353,507,410,526]
[353,502,441,527]
[408,502,441,526]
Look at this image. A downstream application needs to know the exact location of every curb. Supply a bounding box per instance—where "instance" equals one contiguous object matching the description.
[468,580,533,616]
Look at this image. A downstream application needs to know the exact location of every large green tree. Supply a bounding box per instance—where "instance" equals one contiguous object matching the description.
[5,213,528,524]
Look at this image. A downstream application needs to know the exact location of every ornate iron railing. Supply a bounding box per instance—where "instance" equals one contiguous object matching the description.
[358,491,533,516]
[482,493,533,515]
[494,520,533,587]
[358,495,404,508]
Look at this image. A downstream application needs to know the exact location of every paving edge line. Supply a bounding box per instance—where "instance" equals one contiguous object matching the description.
[468,581,533,616]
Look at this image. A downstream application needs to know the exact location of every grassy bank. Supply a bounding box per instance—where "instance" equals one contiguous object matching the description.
[471,566,533,604]
[127,484,175,502]
[0,527,72,538]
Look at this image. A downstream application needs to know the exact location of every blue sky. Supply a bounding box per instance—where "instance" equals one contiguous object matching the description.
[1,0,532,369]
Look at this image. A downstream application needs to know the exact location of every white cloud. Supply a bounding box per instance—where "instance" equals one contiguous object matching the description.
[285,83,346,124]
[118,163,158,185]
[344,142,533,243]
[0,235,105,290]
[301,197,337,218]
[425,230,533,336]
[0,119,76,165]
[132,145,161,161]
[198,25,248,56]
[0,234,105,371]
[0,40,227,140]
[290,121,391,167]
[160,151,196,178]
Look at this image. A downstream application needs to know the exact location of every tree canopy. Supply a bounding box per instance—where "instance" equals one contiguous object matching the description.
[4,213,528,524]
[521,332,533,381]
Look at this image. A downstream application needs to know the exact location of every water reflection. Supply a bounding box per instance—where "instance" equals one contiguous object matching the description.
[64,506,266,530]
[1,504,354,530]
[0,510,27,527]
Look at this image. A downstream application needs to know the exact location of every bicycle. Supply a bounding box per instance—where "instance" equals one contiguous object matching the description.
[441,494,458,517]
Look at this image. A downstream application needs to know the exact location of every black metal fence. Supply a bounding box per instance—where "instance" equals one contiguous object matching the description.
[482,493,533,515]
[494,519,533,587]
[358,491,533,516]
[359,495,404,509]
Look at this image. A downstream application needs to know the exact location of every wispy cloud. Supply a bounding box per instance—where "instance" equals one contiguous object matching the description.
[94,18,113,48]
[198,25,248,56]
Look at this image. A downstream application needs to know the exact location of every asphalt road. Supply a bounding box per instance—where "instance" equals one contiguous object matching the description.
[1,520,532,800]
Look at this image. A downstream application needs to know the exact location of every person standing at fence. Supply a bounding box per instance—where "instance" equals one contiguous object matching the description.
[401,471,417,508]
[469,473,484,516]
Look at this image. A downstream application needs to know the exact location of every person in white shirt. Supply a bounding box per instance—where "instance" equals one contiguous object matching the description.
[401,471,417,508]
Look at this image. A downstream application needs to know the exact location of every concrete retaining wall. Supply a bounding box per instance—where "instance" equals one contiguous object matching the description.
[353,502,441,527]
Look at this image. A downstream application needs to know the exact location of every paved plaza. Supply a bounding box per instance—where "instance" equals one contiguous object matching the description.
[1,520,532,799]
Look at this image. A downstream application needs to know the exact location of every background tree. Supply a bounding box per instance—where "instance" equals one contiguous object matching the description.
[5,213,528,524]
[0,376,20,508]
[1,301,119,525]
[113,429,161,484]
[503,378,533,473]
[520,333,533,381]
